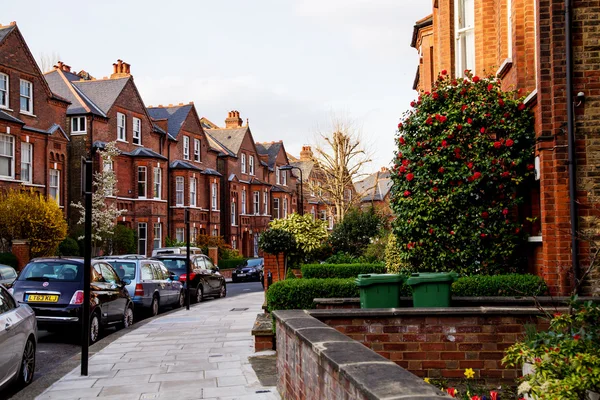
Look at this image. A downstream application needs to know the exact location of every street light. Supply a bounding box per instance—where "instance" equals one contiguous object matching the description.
[279,165,303,216]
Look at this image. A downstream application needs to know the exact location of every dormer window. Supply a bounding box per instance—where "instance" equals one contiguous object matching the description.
[194,139,201,162]
[133,117,141,145]
[183,136,190,160]
[282,170,287,186]
[276,168,280,185]
[20,80,33,114]
[0,73,8,109]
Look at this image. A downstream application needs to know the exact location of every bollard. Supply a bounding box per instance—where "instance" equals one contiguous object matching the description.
[267,271,273,286]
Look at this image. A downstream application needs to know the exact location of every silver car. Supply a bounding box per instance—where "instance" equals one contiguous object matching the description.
[0,284,37,390]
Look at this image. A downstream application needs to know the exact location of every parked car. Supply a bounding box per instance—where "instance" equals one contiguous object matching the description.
[0,265,18,288]
[151,247,203,257]
[231,258,264,283]
[0,284,36,391]
[99,256,184,316]
[10,257,134,344]
[153,254,226,303]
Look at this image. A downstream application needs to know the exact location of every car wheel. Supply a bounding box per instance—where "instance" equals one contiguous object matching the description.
[195,285,203,303]
[17,337,35,387]
[176,291,185,308]
[118,306,134,329]
[150,296,159,317]
[90,313,100,344]
[219,283,227,298]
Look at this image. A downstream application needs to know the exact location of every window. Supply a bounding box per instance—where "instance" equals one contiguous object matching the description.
[191,227,198,244]
[329,215,334,229]
[176,228,185,243]
[249,155,255,175]
[455,0,475,77]
[0,286,16,314]
[194,139,201,162]
[241,153,246,173]
[507,0,513,58]
[49,169,60,204]
[133,117,141,145]
[311,207,316,219]
[212,228,218,237]
[263,191,268,215]
[20,80,32,113]
[176,176,184,206]
[0,134,14,178]
[241,189,247,214]
[190,177,197,207]
[153,223,161,249]
[273,198,280,219]
[117,112,126,141]
[21,142,32,183]
[232,237,237,249]
[283,198,288,218]
[211,183,218,210]
[276,168,280,185]
[231,201,236,226]
[282,170,287,186]
[138,223,147,256]
[0,73,8,109]
[183,136,190,160]
[138,166,147,198]
[253,191,260,215]
[71,116,86,134]
[103,161,114,196]
[153,167,161,199]
[99,263,119,284]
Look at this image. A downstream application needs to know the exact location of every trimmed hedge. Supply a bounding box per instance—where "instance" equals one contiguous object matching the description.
[301,263,386,279]
[0,252,18,268]
[218,258,246,270]
[451,274,548,297]
[266,278,359,312]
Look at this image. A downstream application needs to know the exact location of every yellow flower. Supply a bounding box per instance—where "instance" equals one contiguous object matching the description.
[464,368,475,379]
[424,377,431,384]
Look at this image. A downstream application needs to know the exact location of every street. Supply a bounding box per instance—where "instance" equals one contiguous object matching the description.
[2,280,264,400]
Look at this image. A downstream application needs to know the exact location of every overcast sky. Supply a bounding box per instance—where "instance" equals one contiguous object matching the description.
[5,0,431,173]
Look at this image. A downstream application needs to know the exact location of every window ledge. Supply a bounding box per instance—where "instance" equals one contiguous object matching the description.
[116,139,128,143]
[0,107,14,112]
[71,132,87,136]
[20,111,36,118]
[524,89,538,106]
[133,143,143,147]
[496,58,513,79]
[22,182,45,188]
[528,235,543,243]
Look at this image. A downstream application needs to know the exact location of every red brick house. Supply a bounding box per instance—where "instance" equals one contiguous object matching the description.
[0,22,70,211]
[411,0,599,296]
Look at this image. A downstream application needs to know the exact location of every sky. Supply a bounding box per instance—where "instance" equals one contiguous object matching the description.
[5,0,432,174]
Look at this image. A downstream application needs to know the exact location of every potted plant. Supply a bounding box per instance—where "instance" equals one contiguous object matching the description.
[503,298,600,400]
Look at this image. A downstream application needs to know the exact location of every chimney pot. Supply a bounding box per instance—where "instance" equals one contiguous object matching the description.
[168,104,173,107]
[380,166,387,172]
[178,102,184,106]
[158,104,163,107]
[10,21,16,26]
[112,63,118,74]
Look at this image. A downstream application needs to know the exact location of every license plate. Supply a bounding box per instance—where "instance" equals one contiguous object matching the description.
[26,294,59,303]
[237,273,246,277]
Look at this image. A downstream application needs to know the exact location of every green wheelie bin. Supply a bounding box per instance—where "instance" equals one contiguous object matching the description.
[355,274,406,309]
[406,272,458,307]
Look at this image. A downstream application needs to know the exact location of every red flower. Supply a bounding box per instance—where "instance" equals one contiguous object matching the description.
[480,127,486,134]
[554,312,562,318]
[473,171,481,179]
[404,190,411,197]
[447,388,457,397]
[432,92,439,100]
[472,76,480,83]
[439,115,447,123]
[402,159,409,166]
[406,173,414,181]
[399,137,405,145]
[441,140,448,147]
[426,117,433,125]
[487,83,494,91]
[410,101,416,107]
[494,141,502,149]
[467,162,474,169]
[433,187,438,192]
[506,138,514,147]
[438,167,445,173]
[456,124,463,130]
[527,164,535,170]
[397,122,403,130]
[407,242,413,249]
[490,391,498,400]
[451,80,458,86]
[480,233,487,238]
[573,334,581,340]
[481,211,489,219]
[450,230,455,235]
[498,99,505,107]
[429,228,434,234]
[471,396,481,400]
[461,104,468,112]
[518,103,526,111]
[467,118,473,124]
[399,165,407,173]
[502,208,509,215]
[501,171,510,178]
[441,69,447,75]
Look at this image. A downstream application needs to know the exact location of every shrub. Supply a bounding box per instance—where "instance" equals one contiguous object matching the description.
[360,235,388,263]
[269,213,328,266]
[325,252,359,264]
[57,237,80,256]
[329,207,385,256]
[301,263,386,279]
[266,278,359,312]
[218,258,246,270]
[0,252,17,268]
[286,268,297,279]
[451,274,547,297]
[109,224,136,255]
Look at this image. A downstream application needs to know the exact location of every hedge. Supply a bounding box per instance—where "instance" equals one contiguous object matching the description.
[0,252,18,268]
[266,278,359,312]
[218,258,246,270]
[451,274,547,297]
[301,263,386,279]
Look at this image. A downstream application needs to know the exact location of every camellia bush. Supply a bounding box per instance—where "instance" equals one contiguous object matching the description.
[390,71,535,275]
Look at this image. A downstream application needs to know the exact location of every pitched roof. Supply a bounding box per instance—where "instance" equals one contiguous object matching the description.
[170,160,201,171]
[127,147,168,160]
[355,169,393,202]
[255,142,283,169]
[147,105,193,138]
[289,160,314,181]
[44,70,105,116]
[205,128,247,156]
[0,109,24,125]
[0,25,15,45]
[72,77,129,114]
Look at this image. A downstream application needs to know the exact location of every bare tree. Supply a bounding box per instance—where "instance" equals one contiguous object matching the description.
[310,116,372,223]
[38,52,60,73]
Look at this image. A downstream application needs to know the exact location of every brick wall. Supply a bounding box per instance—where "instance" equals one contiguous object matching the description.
[263,253,285,290]
[11,240,30,270]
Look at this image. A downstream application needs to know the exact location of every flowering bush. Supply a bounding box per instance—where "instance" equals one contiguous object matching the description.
[502,299,600,400]
[425,368,516,399]
[390,71,535,275]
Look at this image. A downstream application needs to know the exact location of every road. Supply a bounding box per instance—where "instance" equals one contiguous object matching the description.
[2,280,264,400]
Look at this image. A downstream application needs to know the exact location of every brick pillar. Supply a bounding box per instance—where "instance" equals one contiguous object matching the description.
[12,240,30,271]
[263,253,285,291]
[208,247,218,266]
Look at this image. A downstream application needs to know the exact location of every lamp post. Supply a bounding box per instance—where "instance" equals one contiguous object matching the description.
[279,165,303,216]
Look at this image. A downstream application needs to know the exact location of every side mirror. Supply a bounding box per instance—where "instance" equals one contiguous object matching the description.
[122,278,131,286]
[215,266,220,272]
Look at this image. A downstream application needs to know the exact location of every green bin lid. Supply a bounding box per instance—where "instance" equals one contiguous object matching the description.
[406,272,458,285]
[355,273,406,287]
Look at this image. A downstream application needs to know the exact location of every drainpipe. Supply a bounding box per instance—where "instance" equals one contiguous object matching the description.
[565,0,579,293]
[167,137,172,240]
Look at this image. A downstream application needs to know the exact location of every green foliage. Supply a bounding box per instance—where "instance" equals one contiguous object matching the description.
[194,234,241,260]
[286,268,297,280]
[218,258,246,270]
[301,263,386,279]
[325,252,360,264]
[259,228,296,256]
[266,278,359,312]
[0,252,17,268]
[391,71,535,275]
[451,274,547,297]
[165,236,182,247]
[109,224,136,255]
[385,233,410,273]
[360,234,388,263]
[329,207,385,256]
[269,213,328,264]
[56,237,80,256]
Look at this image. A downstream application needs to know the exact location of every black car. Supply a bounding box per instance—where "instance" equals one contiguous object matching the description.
[153,254,226,303]
[10,258,134,343]
[231,258,264,283]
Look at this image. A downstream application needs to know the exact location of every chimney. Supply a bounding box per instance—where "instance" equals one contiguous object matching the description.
[53,61,71,73]
[110,59,132,79]
[380,166,388,173]
[300,145,313,161]
[225,110,243,128]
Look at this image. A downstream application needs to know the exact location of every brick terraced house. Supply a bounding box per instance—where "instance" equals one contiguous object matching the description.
[412,0,600,296]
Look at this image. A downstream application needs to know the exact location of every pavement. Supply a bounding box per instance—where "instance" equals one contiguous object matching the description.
[34,290,280,400]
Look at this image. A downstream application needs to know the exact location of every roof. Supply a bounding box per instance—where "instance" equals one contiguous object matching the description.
[147,105,193,138]
[127,147,168,160]
[0,25,15,45]
[44,70,105,116]
[0,109,24,125]
[271,185,292,193]
[205,128,247,155]
[169,160,202,171]
[205,131,237,157]
[72,77,129,114]
[354,169,393,202]
[289,160,314,181]
[202,168,222,177]
[255,142,283,169]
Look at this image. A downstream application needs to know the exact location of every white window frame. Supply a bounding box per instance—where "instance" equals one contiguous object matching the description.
[103,161,114,196]
[21,142,32,183]
[0,73,8,109]
[249,155,255,175]
[507,0,513,58]
[455,0,475,77]
[241,189,247,214]
[276,168,280,185]
[194,139,201,162]
[212,228,218,237]
[231,201,237,226]
[232,236,237,249]
[138,166,147,199]
[49,169,60,205]
[273,198,280,219]
[153,167,161,199]
[190,177,197,207]
[138,223,147,256]
[132,117,141,145]
[241,153,247,174]
[263,191,268,215]
[175,227,184,243]
[153,223,162,249]
[19,79,33,114]
[253,191,260,215]
[176,176,184,206]
[117,112,126,141]
[283,198,288,218]
[191,227,198,244]
[71,116,86,134]
[183,136,190,160]
[211,183,218,210]
[282,170,287,186]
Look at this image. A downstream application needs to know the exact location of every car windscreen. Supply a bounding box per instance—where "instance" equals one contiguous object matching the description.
[18,261,82,282]
[105,261,136,281]
[158,258,187,272]
[246,259,263,267]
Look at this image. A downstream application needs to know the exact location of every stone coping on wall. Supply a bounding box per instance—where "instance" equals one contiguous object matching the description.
[273,309,451,399]
[307,306,565,318]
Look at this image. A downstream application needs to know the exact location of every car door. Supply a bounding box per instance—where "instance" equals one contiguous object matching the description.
[91,264,112,324]
[157,262,177,305]
[152,262,171,304]
[192,256,210,293]
[0,286,20,385]
[98,263,125,323]
[204,256,222,293]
